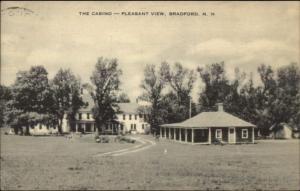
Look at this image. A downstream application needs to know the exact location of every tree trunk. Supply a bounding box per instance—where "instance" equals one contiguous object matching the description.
[25,125,30,136]
[57,118,63,134]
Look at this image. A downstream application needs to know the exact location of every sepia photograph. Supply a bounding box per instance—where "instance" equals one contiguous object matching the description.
[0,1,299,190]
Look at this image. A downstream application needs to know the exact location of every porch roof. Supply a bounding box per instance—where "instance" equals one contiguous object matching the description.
[161,111,256,128]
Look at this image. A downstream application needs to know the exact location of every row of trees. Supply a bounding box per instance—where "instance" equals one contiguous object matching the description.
[139,62,300,136]
[1,66,85,135]
[1,57,299,136]
[0,57,131,135]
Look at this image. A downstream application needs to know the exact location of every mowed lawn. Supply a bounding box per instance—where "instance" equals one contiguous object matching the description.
[1,132,299,190]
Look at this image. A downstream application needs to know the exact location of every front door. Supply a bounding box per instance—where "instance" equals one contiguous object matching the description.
[228,127,236,144]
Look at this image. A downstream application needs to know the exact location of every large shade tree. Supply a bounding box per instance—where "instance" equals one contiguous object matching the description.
[161,62,196,121]
[90,57,122,134]
[140,63,167,134]
[9,66,55,135]
[51,69,84,134]
[197,62,231,111]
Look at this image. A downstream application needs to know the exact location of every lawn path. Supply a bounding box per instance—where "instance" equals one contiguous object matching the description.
[94,136,156,157]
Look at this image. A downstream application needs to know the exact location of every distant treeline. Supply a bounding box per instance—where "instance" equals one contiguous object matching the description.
[0,58,299,136]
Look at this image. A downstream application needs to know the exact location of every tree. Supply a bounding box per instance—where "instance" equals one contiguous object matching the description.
[0,85,12,127]
[51,69,84,134]
[90,57,122,134]
[9,66,55,135]
[161,62,196,121]
[224,67,246,116]
[197,62,231,111]
[117,92,130,103]
[140,63,167,134]
[274,63,300,128]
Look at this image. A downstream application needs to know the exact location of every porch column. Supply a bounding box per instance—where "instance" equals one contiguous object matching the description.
[160,127,162,138]
[179,128,182,142]
[185,128,187,142]
[95,124,98,133]
[169,128,171,139]
[192,129,194,144]
[75,123,78,132]
[174,128,176,141]
[164,127,166,138]
[111,124,114,134]
[208,127,211,144]
[82,123,86,133]
[252,127,255,144]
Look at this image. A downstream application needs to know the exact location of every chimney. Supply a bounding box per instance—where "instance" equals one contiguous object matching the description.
[217,103,224,112]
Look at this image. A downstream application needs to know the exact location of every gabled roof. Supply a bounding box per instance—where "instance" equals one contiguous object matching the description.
[161,111,255,128]
[79,94,94,112]
[118,103,143,114]
[270,123,299,131]
[79,93,147,114]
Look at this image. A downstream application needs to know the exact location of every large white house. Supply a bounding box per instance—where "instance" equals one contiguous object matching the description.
[26,90,150,135]
[61,91,150,135]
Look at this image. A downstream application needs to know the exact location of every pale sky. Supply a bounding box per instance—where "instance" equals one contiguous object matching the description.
[1,1,299,102]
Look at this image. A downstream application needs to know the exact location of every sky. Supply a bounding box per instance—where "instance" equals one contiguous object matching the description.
[1,1,299,102]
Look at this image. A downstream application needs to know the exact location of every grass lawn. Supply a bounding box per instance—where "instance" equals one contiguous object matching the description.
[1,130,299,190]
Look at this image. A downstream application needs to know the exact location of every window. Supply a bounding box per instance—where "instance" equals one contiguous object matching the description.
[139,114,143,118]
[142,124,144,129]
[131,124,133,130]
[242,129,248,139]
[216,129,222,139]
[134,124,136,130]
[78,113,82,120]
[230,128,234,134]
[135,115,137,120]
[39,124,42,130]
[201,130,205,136]
[87,113,90,119]
[123,114,126,120]
[129,114,132,120]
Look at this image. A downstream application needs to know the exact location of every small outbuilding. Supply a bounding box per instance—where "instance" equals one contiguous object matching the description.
[269,123,299,139]
[160,103,256,144]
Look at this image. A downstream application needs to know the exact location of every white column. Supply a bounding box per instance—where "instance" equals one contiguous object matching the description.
[160,127,162,138]
[111,124,114,134]
[82,123,86,133]
[174,128,176,141]
[179,128,182,142]
[252,127,255,144]
[192,129,194,144]
[164,127,166,138]
[208,128,211,144]
[169,128,171,139]
[185,128,187,142]
[75,123,78,132]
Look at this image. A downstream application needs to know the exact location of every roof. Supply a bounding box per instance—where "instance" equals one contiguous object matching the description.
[270,123,300,131]
[118,103,144,114]
[79,94,94,112]
[161,111,256,128]
[79,93,147,114]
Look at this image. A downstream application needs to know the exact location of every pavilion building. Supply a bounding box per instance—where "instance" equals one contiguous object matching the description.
[160,103,256,144]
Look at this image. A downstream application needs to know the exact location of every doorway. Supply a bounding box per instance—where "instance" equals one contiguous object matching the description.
[228,127,236,143]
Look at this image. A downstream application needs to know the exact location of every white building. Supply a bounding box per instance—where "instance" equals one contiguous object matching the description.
[64,92,150,134]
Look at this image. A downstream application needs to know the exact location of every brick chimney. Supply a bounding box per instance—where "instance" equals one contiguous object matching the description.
[217,103,224,112]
